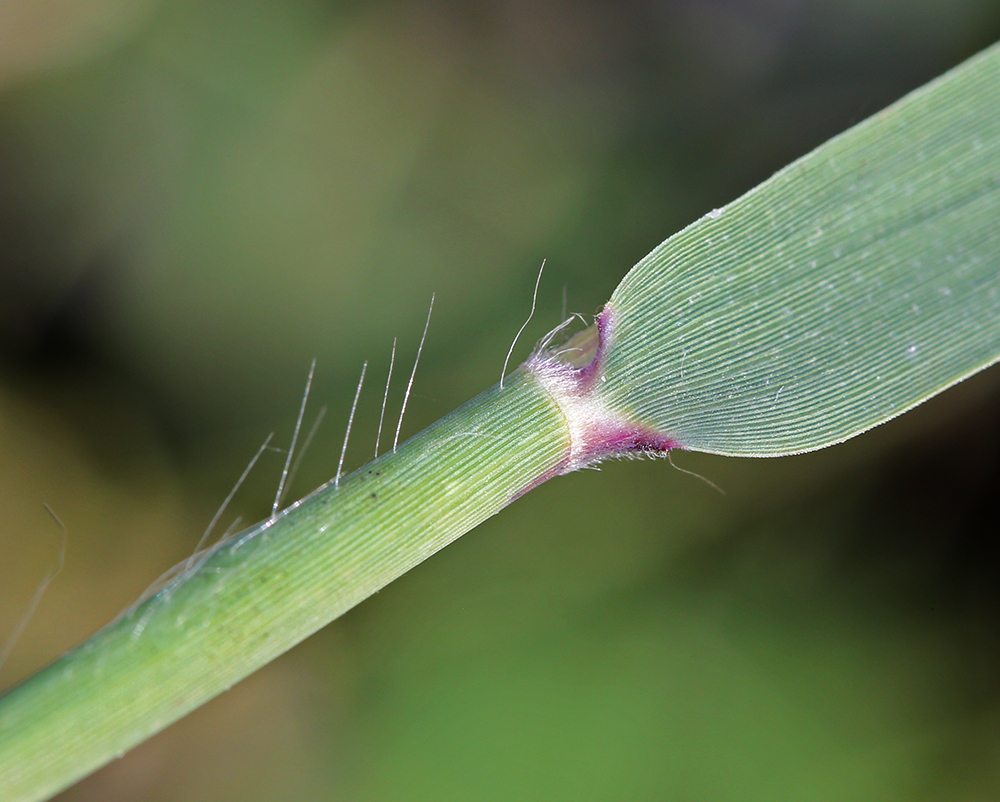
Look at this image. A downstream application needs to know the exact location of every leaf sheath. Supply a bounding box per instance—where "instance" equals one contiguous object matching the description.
[0,370,569,802]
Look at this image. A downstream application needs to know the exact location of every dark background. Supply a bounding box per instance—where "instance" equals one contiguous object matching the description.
[2,1,1000,799]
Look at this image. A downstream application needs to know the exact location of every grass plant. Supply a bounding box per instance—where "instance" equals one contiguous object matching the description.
[1,39,999,802]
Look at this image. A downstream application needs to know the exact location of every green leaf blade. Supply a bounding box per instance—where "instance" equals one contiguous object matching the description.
[602,42,1000,456]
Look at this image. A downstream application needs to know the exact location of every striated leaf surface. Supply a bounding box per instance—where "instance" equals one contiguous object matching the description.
[600,43,1000,456]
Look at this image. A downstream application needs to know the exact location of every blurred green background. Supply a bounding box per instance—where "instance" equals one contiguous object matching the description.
[2,1,1000,799]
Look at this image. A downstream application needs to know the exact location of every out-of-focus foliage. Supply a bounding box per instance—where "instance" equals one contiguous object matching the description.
[2,1,999,800]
